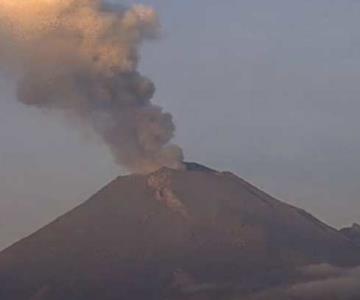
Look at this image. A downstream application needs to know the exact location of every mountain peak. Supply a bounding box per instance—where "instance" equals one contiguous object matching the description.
[183,162,217,173]
[1,163,360,300]
[340,223,360,246]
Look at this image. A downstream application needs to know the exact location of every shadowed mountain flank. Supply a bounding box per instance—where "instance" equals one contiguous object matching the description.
[340,223,360,246]
[0,164,359,300]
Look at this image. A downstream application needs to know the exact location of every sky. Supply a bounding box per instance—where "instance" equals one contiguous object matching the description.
[1,0,360,249]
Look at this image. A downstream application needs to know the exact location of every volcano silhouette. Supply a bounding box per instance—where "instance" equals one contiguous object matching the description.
[0,163,359,300]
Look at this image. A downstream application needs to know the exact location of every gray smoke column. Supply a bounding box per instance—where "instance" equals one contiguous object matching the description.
[0,0,184,173]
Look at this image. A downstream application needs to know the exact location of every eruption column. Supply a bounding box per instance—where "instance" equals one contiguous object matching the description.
[0,0,184,173]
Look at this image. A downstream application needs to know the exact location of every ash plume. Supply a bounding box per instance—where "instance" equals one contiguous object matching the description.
[0,0,184,173]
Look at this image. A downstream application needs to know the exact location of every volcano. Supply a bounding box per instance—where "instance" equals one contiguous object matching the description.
[0,163,359,300]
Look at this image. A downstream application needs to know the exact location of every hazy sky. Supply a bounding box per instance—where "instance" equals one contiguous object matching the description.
[1,0,360,249]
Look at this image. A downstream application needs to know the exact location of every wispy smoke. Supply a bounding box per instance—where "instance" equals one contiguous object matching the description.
[243,264,360,300]
[0,0,184,173]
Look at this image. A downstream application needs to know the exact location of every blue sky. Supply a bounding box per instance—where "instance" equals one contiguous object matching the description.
[1,0,360,248]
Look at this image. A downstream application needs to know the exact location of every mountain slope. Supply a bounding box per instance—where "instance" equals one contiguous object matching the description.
[340,223,360,246]
[0,164,359,300]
